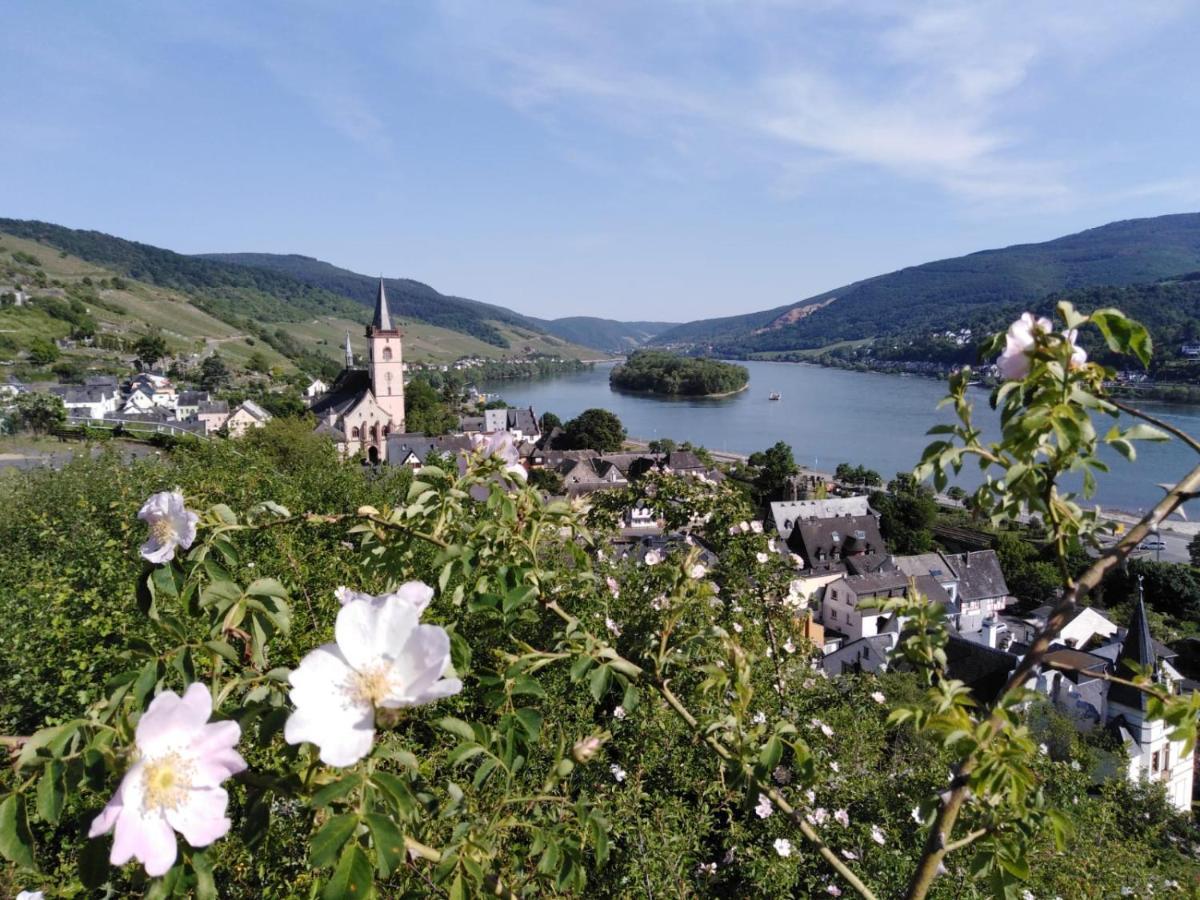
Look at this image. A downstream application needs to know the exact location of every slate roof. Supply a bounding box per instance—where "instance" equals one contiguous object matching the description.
[943,551,1009,602]
[84,375,120,389]
[665,450,704,471]
[789,514,885,570]
[236,400,271,421]
[61,386,116,404]
[1108,595,1157,711]
[459,415,486,432]
[1043,648,1109,684]
[177,390,210,406]
[944,636,1019,702]
[386,433,473,466]
[508,407,539,434]
[310,369,372,419]
[197,400,230,415]
[371,278,393,331]
[770,497,873,536]
[894,552,956,581]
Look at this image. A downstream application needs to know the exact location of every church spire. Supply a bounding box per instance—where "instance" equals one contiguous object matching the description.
[371,276,393,332]
[1108,576,1158,711]
[344,331,354,369]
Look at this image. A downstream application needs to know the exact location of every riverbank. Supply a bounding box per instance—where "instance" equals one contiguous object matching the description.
[609,381,751,400]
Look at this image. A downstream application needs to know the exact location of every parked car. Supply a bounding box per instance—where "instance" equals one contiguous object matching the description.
[1138,538,1167,551]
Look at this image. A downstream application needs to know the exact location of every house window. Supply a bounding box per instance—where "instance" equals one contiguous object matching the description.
[1164,746,1171,769]
[1152,750,1161,773]
[382,347,393,361]
[351,427,360,438]
[831,590,838,600]
[830,609,837,621]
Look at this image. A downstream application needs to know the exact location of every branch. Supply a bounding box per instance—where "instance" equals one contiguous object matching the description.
[1110,398,1200,457]
[658,681,878,900]
[904,459,1200,900]
[230,510,450,548]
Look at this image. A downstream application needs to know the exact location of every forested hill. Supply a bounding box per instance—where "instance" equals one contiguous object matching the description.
[651,212,1200,354]
[528,316,677,353]
[203,252,543,347]
[0,218,364,326]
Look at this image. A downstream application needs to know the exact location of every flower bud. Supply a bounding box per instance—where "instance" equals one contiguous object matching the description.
[357,505,380,517]
[572,734,607,764]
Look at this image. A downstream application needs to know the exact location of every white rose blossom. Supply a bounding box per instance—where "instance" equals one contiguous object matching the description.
[996,312,1053,381]
[612,705,627,720]
[467,432,527,482]
[17,891,45,900]
[610,763,627,783]
[870,691,886,704]
[689,563,707,579]
[755,552,769,564]
[335,581,433,612]
[285,587,462,767]
[871,825,886,845]
[88,683,246,877]
[137,490,199,564]
[606,576,621,598]
[773,837,792,858]
[643,549,662,566]
[755,793,773,819]
[750,520,764,534]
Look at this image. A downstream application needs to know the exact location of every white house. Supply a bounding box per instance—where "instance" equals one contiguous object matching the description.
[60,385,120,419]
[304,378,328,400]
[226,400,272,437]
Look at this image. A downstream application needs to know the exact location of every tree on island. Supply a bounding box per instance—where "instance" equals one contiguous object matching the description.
[134,334,168,371]
[558,408,625,451]
[609,350,749,396]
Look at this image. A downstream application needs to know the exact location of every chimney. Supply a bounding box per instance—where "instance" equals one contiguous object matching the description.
[982,615,1001,649]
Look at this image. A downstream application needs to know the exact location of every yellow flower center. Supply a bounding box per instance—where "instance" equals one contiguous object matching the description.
[142,753,192,811]
[351,665,393,706]
[149,519,177,545]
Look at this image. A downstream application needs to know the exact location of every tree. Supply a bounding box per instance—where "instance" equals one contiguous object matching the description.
[27,337,59,366]
[747,440,797,500]
[405,378,457,435]
[558,408,625,452]
[245,351,271,375]
[871,473,938,554]
[945,485,967,503]
[529,467,565,494]
[540,412,562,432]
[199,354,230,391]
[12,392,66,434]
[648,438,677,454]
[1189,532,1200,568]
[134,335,168,371]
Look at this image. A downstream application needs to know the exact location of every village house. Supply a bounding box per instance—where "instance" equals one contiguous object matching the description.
[225,400,272,437]
[192,400,230,435]
[309,281,406,462]
[386,434,474,470]
[56,383,121,419]
[768,496,875,540]
[174,390,210,421]
[304,378,329,400]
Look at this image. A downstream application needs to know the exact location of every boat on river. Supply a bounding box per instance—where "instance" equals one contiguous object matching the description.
[768,392,781,401]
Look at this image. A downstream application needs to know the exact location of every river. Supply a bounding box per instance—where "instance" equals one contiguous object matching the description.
[481,360,1200,515]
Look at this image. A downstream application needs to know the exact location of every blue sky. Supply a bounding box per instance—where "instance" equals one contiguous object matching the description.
[3,1,1199,322]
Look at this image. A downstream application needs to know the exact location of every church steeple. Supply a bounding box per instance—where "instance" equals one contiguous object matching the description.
[1108,577,1158,711]
[344,331,354,369]
[370,277,393,333]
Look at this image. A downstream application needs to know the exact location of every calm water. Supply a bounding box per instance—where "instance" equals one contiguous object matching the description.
[482,360,1200,514]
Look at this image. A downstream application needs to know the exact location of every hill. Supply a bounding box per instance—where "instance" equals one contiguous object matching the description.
[652,212,1200,354]
[531,316,676,353]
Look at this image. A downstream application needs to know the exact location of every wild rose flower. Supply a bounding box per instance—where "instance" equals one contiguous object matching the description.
[830,760,840,773]
[811,718,834,738]
[870,691,886,704]
[841,849,858,860]
[643,549,662,566]
[88,683,246,877]
[750,520,764,534]
[137,490,199,564]
[791,553,805,569]
[17,891,45,900]
[783,638,796,654]
[612,705,627,720]
[834,808,849,827]
[285,588,462,766]
[755,793,773,818]
[752,711,766,725]
[605,617,622,637]
[912,806,923,824]
[650,594,668,611]
[606,576,620,598]
[733,622,743,633]
[827,886,842,897]
[572,735,605,763]
[468,432,527,481]
[697,862,717,876]
[870,825,886,845]
[807,807,829,826]
[768,538,777,552]
[773,837,792,857]
[997,312,1053,381]
[335,582,433,612]
[610,763,627,782]
[689,563,707,579]
[756,552,769,564]
[738,520,750,533]
[1064,328,1087,369]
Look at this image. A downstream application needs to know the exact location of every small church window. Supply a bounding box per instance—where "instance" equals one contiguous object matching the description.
[351,427,360,438]
[382,347,393,361]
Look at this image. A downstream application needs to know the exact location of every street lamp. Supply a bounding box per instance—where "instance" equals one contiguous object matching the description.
[1150,523,1162,563]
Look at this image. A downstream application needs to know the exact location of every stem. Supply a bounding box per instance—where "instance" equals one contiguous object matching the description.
[1110,399,1200,456]
[904,459,1200,900]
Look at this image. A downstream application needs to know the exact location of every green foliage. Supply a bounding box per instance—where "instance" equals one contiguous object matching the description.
[198,355,230,391]
[539,411,561,432]
[134,334,168,371]
[26,337,59,366]
[747,440,798,501]
[610,350,749,396]
[558,408,626,452]
[404,377,457,435]
[835,462,882,487]
[528,467,564,494]
[10,392,66,434]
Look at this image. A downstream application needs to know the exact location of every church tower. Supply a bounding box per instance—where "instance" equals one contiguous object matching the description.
[366,277,405,428]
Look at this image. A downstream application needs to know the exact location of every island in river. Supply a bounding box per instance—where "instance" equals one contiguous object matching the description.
[609,350,750,397]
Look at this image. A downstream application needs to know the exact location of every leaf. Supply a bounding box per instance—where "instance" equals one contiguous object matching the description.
[16,720,83,769]
[0,793,36,869]
[192,850,217,900]
[511,674,546,698]
[588,664,612,702]
[246,577,289,599]
[79,833,110,888]
[371,771,417,818]
[35,761,64,824]
[310,813,359,869]
[1121,423,1170,443]
[311,775,362,809]
[502,585,536,614]
[200,578,242,609]
[203,640,240,664]
[323,843,374,900]
[438,717,477,742]
[364,813,405,878]
[514,708,543,741]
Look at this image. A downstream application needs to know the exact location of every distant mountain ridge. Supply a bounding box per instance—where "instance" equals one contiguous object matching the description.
[652,212,1200,354]
[527,316,676,353]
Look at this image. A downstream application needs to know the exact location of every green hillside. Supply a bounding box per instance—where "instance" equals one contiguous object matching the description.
[653,212,1200,354]
[531,316,676,353]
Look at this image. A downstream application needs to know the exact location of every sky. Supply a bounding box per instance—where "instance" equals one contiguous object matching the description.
[3,1,1200,323]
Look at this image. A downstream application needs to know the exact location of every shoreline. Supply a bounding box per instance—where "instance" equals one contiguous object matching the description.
[608,381,751,400]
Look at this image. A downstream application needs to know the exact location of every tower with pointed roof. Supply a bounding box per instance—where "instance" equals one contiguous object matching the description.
[344,331,354,370]
[366,277,405,428]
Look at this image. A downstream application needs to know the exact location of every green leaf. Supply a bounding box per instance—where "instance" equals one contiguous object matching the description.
[511,674,546,698]
[323,843,374,900]
[0,793,36,869]
[502,585,536,614]
[514,707,543,741]
[310,813,359,869]
[371,771,417,818]
[311,775,362,809]
[588,664,612,702]
[246,577,289,599]
[79,833,109,888]
[364,813,405,878]
[203,639,240,664]
[16,720,83,769]
[35,761,64,824]
[192,850,217,900]
[438,717,476,742]
[200,578,242,609]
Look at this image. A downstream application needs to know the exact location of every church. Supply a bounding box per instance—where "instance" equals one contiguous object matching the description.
[310,278,405,462]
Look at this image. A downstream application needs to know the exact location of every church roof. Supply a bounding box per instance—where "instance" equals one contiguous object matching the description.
[372,278,393,331]
[309,368,372,418]
[1108,592,1157,711]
